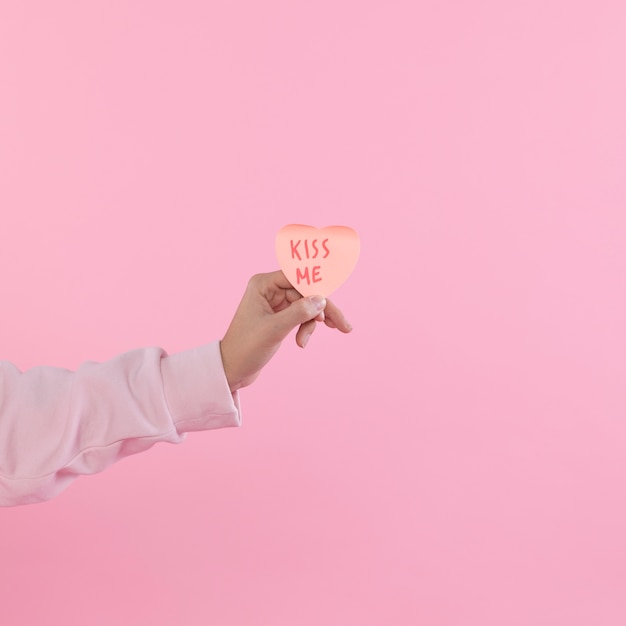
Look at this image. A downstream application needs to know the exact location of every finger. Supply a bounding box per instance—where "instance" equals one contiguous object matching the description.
[254,272,303,310]
[257,270,300,295]
[271,288,303,313]
[284,288,304,303]
[266,295,327,343]
[324,316,337,329]
[296,318,317,348]
[323,298,352,333]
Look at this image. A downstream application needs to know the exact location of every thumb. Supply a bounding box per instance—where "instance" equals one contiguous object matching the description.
[268,295,327,342]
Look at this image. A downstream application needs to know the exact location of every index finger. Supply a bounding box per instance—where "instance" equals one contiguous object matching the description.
[256,270,302,294]
[323,298,352,333]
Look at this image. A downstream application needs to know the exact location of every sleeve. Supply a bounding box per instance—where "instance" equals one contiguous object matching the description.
[0,340,241,507]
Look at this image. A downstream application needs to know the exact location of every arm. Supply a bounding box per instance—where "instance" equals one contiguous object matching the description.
[0,271,351,507]
[0,341,239,506]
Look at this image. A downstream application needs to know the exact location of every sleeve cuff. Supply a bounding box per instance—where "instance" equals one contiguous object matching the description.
[160,341,242,433]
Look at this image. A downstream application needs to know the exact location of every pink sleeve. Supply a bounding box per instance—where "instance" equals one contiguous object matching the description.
[0,341,241,507]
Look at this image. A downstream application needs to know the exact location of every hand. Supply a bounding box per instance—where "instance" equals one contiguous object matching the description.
[219,271,352,392]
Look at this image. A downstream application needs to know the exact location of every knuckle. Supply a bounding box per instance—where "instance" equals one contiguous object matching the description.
[248,273,264,287]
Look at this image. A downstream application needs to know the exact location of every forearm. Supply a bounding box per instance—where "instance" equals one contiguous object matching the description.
[0,341,240,506]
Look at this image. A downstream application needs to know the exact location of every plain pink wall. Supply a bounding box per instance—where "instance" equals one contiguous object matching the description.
[1,1,626,624]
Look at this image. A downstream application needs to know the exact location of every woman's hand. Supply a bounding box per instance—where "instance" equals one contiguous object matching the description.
[219,271,352,392]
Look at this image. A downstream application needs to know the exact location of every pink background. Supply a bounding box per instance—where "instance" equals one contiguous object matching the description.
[1,1,625,624]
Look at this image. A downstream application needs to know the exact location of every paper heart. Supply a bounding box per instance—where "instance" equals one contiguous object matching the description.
[275,224,360,297]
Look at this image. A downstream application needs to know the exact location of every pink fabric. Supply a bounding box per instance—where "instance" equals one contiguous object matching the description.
[0,341,241,506]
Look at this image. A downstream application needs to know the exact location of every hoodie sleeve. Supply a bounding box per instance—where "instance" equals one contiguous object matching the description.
[0,340,241,507]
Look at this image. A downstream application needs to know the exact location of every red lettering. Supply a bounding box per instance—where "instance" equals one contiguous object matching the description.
[296,266,310,285]
[312,266,322,283]
[322,238,330,258]
[290,239,301,261]
[304,239,310,259]
[311,239,319,258]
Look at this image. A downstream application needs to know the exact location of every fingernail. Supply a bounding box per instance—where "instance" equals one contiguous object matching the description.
[309,296,326,311]
[302,333,311,347]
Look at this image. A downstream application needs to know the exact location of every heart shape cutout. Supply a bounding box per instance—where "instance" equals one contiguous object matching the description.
[276,224,360,297]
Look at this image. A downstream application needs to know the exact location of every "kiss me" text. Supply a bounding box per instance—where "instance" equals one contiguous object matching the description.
[290,238,330,285]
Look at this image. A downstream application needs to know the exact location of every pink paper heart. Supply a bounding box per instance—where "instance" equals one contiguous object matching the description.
[275,224,360,297]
